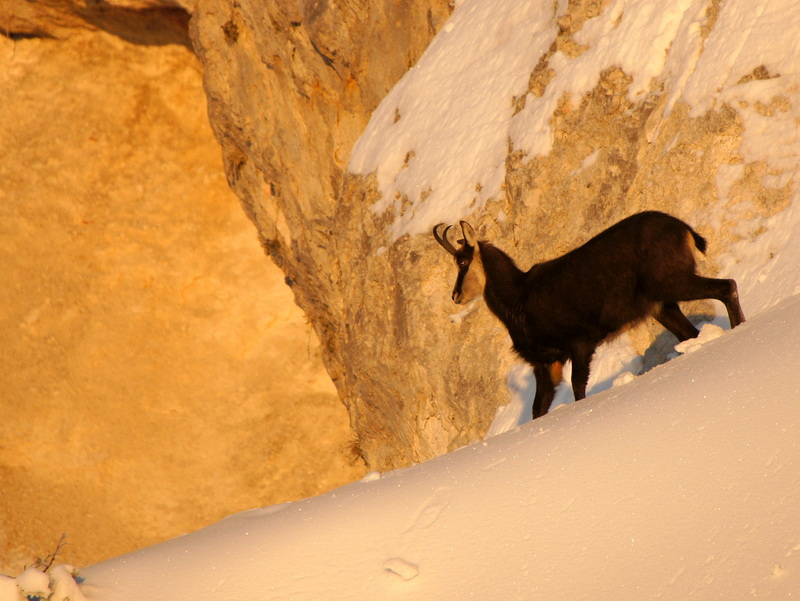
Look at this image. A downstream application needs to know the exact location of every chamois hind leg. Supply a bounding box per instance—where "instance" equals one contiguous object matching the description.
[532,362,560,419]
[671,275,746,329]
[654,302,699,342]
[719,278,746,327]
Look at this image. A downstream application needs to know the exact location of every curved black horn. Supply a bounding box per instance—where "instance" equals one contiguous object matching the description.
[433,223,459,255]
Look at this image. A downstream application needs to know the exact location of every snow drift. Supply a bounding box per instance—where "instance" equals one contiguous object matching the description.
[78,294,800,600]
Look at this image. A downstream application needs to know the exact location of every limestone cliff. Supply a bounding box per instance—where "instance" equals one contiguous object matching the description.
[193,0,800,471]
[190,0,455,468]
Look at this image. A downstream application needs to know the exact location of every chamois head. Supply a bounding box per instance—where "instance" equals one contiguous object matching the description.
[433,221,486,304]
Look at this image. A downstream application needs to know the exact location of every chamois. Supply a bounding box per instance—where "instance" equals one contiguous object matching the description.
[433,211,746,419]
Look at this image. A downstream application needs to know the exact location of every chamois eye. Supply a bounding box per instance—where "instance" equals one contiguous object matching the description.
[458,259,469,268]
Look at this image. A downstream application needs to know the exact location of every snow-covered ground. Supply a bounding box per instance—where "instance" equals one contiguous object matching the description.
[72,294,800,600]
[6,0,800,599]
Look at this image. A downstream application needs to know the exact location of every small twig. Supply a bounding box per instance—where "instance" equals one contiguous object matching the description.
[33,533,67,573]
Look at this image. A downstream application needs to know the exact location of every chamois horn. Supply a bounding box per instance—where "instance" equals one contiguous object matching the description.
[433,223,460,255]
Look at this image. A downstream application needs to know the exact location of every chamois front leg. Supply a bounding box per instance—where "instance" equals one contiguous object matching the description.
[570,343,595,402]
[531,362,563,419]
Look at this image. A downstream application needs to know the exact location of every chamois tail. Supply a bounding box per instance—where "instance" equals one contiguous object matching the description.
[690,229,707,254]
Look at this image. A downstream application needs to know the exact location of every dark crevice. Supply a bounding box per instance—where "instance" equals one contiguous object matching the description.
[77,3,193,50]
[1,30,56,41]
[309,38,336,70]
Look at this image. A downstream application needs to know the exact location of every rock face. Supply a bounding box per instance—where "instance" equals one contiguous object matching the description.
[0,5,363,572]
[4,0,193,44]
[190,0,455,469]
[193,0,800,471]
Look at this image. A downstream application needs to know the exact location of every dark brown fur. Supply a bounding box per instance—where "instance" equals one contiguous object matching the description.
[435,211,746,419]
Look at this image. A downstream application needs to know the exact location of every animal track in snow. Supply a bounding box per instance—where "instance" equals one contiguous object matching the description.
[383,558,419,581]
[404,487,452,533]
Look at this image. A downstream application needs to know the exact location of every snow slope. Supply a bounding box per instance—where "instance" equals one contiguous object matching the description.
[78,294,800,600]
[6,0,800,599]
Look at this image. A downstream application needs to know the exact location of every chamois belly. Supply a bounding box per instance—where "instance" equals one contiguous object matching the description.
[510,299,654,367]
[511,338,568,366]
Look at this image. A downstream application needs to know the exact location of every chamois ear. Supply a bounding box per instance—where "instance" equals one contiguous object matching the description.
[460,221,478,247]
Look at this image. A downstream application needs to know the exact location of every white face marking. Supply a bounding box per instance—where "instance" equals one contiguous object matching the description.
[454,249,486,304]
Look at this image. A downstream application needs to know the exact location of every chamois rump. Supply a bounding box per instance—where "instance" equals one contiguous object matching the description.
[433,211,746,419]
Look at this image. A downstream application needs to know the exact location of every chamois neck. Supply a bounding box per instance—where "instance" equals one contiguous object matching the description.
[478,242,526,311]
